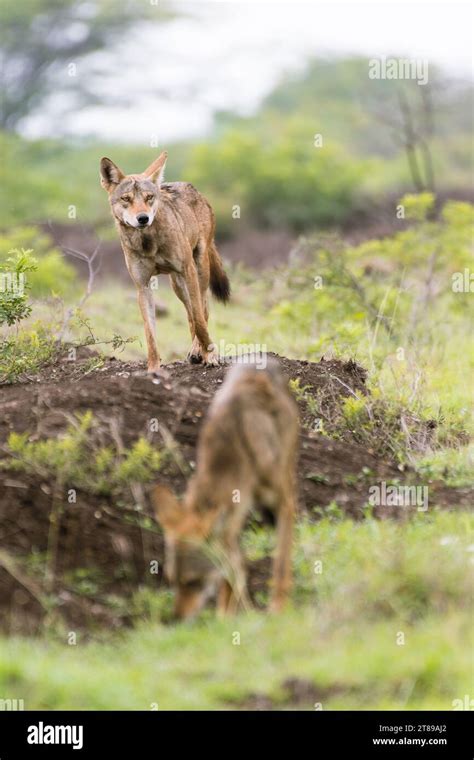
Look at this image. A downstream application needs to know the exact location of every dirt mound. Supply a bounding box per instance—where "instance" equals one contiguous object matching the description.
[0,351,470,633]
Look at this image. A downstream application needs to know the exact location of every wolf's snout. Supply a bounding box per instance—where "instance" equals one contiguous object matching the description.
[137,213,149,226]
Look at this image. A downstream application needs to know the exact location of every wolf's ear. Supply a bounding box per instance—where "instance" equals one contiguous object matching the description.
[153,484,183,533]
[143,151,168,186]
[100,157,125,191]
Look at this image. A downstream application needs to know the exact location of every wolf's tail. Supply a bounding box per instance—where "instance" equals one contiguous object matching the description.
[208,240,230,303]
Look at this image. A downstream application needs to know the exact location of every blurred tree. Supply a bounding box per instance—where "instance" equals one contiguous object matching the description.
[370,82,438,193]
[0,0,174,130]
[187,120,366,234]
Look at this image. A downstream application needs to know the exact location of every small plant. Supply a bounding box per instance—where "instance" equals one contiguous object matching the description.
[71,312,138,355]
[4,411,164,497]
[0,249,60,382]
[289,377,329,434]
[417,445,474,488]
[81,356,105,374]
[289,378,318,416]
[0,248,37,326]
[64,567,104,597]
[312,500,344,521]
[0,227,76,299]
[131,588,174,624]
[3,412,165,593]
[0,323,58,383]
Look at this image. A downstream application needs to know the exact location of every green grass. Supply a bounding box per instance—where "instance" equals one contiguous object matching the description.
[8,199,474,465]
[0,512,471,710]
[1,198,472,710]
[61,246,473,478]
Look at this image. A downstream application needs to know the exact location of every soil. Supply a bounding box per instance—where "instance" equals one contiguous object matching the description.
[0,350,471,634]
[229,677,353,710]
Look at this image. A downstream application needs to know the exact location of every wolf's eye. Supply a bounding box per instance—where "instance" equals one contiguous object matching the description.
[145,194,155,203]
[121,195,131,203]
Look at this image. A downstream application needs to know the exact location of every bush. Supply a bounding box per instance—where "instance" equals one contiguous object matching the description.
[0,323,57,383]
[0,248,37,325]
[257,196,473,464]
[5,412,164,496]
[186,121,365,236]
[0,227,76,299]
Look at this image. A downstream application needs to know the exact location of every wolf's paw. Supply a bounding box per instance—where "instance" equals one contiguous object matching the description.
[202,348,220,367]
[187,337,204,364]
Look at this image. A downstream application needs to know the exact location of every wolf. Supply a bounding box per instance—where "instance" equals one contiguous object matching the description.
[153,359,299,619]
[100,152,230,374]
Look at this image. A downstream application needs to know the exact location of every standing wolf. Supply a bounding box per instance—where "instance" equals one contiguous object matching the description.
[100,152,230,374]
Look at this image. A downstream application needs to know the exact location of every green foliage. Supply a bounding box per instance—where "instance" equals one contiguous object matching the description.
[0,242,64,382]
[187,121,365,234]
[263,197,473,452]
[289,378,320,418]
[400,192,435,221]
[0,226,76,298]
[130,587,175,625]
[417,445,474,488]
[0,511,470,709]
[337,391,432,462]
[0,323,57,383]
[355,198,474,272]
[71,312,138,355]
[0,131,189,228]
[286,512,472,615]
[0,56,472,234]
[0,0,174,129]
[4,412,163,496]
[258,58,473,192]
[64,567,104,598]
[0,248,37,325]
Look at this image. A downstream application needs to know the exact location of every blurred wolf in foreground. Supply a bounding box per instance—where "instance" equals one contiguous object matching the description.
[99,152,230,374]
[153,359,299,620]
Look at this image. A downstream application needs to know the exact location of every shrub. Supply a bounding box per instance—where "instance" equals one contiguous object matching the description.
[0,248,37,325]
[0,227,76,299]
[4,412,164,497]
[186,121,365,235]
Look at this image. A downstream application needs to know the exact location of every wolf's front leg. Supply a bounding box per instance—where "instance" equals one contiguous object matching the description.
[171,266,218,366]
[137,286,161,374]
[269,487,295,613]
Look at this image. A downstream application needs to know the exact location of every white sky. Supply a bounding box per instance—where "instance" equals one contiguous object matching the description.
[22,0,473,143]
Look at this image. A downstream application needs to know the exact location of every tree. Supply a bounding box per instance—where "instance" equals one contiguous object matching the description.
[371,82,437,193]
[0,0,174,130]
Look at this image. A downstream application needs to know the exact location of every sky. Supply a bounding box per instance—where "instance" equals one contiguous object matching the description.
[21,0,474,144]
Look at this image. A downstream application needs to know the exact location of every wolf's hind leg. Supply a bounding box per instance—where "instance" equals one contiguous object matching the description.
[169,272,202,364]
[184,259,218,365]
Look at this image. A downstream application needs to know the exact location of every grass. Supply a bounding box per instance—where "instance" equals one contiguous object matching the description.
[4,411,164,496]
[0,198,472,711]
[0,511,472,710]
[0,612,470,710]
[59,254,473,479]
